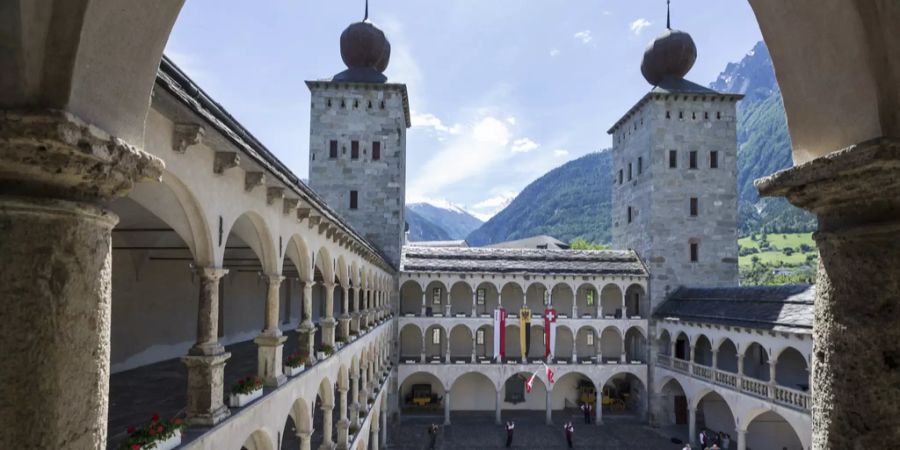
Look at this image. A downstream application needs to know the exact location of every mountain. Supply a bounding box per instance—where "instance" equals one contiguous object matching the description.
[466,151,613,246]
[407,202,483,240]
[405,207,453,242]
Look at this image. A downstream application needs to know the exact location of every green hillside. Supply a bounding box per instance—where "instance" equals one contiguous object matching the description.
[738,232,817,285]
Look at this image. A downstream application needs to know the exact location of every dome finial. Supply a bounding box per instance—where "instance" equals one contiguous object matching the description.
[667,0,671,30]
[364,0,369,21]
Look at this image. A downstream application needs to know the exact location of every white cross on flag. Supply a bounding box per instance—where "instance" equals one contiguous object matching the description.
[544,308,558,359]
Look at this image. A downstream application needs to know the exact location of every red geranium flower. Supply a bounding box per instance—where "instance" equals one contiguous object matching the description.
[148,428,156,436]
[174,418,183,425]
[132,444,141,450]
[127,426,135,434]
[157,426,164,433]
[151,412,160,422]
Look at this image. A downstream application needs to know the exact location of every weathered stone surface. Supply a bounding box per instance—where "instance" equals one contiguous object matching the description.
[172,123,205,153]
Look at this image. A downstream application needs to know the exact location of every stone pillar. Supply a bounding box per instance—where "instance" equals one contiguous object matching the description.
[339,286,351,342]
[320,402,334,450]
[350,374,360,428]
[736,428,746,450]
[298,282,317,365]
[471,345,477,363]
[256,275,287,387]
[737,354,745,387]
[444,390,451,425]
[620,339,627,363]
[421,332,427,363]
[472,291,478,317]
[756,138,900,449]
[370,422,380,450]
[183,267,232,426]
[380,409,388,446]
[421,292,427,316]
[321,283,336,347]
[359,365,370,412]
[297,431,312,450]
[444,331,451,363]
[545,386,552,425]
[495,388,502,425]
[670,341,676,358]
[336,388,350,450]
[595,392,603,425]
[688,406,697,445]
[769,360,778,399]
[712,350,719,371]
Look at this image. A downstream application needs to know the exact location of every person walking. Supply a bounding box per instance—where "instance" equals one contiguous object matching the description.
[583,402,592,424]
[505,421,515,448]
[564,421,574,448]
[721,432,730,449]
[428,424,438,450]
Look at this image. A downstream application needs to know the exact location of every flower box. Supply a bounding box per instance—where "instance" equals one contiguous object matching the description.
[608,360,619,365]
[604,315,615,319]
[121,414,185,450]
[317,351,326,360]
[152,430,182,450]
[455,313,467,318]
[405,313,415,317]
[631,360,642,365]
[285,364,305,377]
[229,388,263,407]
[480,359,491,365]
[630,315,642,319]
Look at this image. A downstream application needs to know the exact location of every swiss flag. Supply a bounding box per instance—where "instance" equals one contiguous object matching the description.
[545,364,555,385]
[525,373,536,393]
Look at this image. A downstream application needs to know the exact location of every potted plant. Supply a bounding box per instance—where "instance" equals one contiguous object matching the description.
[229,376,264,407]
[119,413,185,450]
[318,344,335,360]
[349,330,359,341]
[284,352,307,377]
[349,424,359,441]
[335,336,347,348]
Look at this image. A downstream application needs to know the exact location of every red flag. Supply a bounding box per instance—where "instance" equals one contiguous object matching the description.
[544,308,557,358]
[545,364,555,385]
[525,373,535,393]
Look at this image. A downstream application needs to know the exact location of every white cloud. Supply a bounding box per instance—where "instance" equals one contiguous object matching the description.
[411,111,461,135]
[472,117,511,146]
[550,48,560,57]
[506,116,517,125]
[553,148,570,157]
[574,30,593,44]
[470,191,518,221]
[630,18,653,36]
[511,138,540,154]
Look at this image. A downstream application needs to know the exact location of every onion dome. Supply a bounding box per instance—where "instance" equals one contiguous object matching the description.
[333,20,391,83]
[640,28,697,86]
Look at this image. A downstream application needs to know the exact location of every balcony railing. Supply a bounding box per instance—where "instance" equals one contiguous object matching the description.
[773,385,810,410]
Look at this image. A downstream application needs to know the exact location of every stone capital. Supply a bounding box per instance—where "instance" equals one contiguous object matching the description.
[195,266,229,282]
[265,274,286,286]
[254,334,287,347]
[0,109,163,202]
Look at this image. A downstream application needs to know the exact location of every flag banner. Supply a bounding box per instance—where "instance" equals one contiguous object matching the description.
[544,308,558,358]
[525,372,536,393]
[544,363,555,385]
[519,307,532,360]
[494,308,506,360]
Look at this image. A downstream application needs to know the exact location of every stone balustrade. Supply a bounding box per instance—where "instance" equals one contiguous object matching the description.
[773,385,810,410]
[673,359,690,373]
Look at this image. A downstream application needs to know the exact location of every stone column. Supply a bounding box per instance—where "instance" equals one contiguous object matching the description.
[321,283,336,347]
[351,288,360,333]
[421,292,427,316]
[471,344,477,363]
[350,373,360,427]
[297,431,312,450]
[359,365,370,412]
[756,138,900,449]
[370,422,380,450]
[595,392,603,425]
[0,110,163,450]
[336,387,350,450]
[339,285,351,342]
[688,406,697,445]
[421,332,427,363]
[545,386,552,425]
[495,388,502,425]
[769,360,778,399]
[737,354,745,389]
[444,331,451,363]
[380,409,388,446]
[620,339,627,363]
[297,281,317,365]
[183,267,232,426]
[256,275,287,387]
[320,402,334,450]
[444,390,451,425]
[736,428,746,450]
[712,350,719,371]
[472,291,478,317]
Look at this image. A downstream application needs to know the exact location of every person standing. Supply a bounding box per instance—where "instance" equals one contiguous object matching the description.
[583,402,592,424]
[505,421,515,448]
[564,421,574,448]
[428,424,438,450]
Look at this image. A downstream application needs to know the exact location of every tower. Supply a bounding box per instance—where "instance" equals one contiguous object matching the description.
[307,11,410,267]
[608,22,742,311]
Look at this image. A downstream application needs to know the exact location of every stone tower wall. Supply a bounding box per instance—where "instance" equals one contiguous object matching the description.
[308,83,407,267]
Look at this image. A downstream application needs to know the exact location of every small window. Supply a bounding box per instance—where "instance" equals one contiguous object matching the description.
[586,333,594,346]
[329,140,338,159]
[638,157,643,175]
[432,328,441,345]
[326,99,332,107]
[679,111,684,119]
[368,100,373,109]
[349,190,358,210]
[689,151,698,169]
[628,163,633,181]
[710,151,719,169]
[627,206,633,224]
[690,242,699,262]
[380,101,385,109]
[353,99,359,108]
[618,169,623,185]
[716,111,722,120]
[669,150,678,168]
[351,141,360,159]
[432,287,442,304]
[372,141,381,160]
[690,197,698,217]
[586,290,595,306]
[666,111,671,119]
[340,99,346,108]
[704,111,709,120]
[477,288,486,305]
[476,329,485,345]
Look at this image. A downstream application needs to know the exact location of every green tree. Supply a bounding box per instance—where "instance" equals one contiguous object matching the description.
[569,239,609,250]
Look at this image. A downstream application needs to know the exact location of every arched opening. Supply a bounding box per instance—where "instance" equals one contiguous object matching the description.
[400,372,445,416]
[658,330,672,356]
[500,282,524,312]
[747,410,805,450]
[554,326,575,363]
[624,284,647,318]
[551,372,597,422]
[551,283,574,318]
[424,324,447,362]
[449,281,473,317]
[743,342,771,381]
[475,324,494,362]
[527,324,546,361]
[281,397,312,450]
[776,347,810,392]
[240,429,274,450]
[600,284,624,318]
[474,282,499,317]
[525,282,549,315]
[575,326,598,363]
[624,327,647,363]
[575,283,597,318]
[716,338,739,373]
[674,332,691,361]
[449,372,495,413]
[448,325,474,362]
[500,372,547,413]
[602,373,646,417]
[423,280,448,317]
[600,326,624,363]
[399,324,423,362]
[695,391,736,448]
[694,335,713,367]
[657,378,688,429]
[399,280,422,316]
[311,377,335,450]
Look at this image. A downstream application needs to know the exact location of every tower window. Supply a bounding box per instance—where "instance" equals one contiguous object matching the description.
[627,206,633,224]
[638,157,643,175]
[679,111,684,119]
[690,197,698,216]
[692,112,696,120]
[329,140,338,159]
[476,329,484,345]
[368,100,373,109]
[618,169,623,185]
[704,111,709,120]
[353,99,359,108]
[689,151,698,169]
[432,328,441,345]
[586,332,594,346]
[340,99,346,108]
[690,241,699,262]
[351,141,360,159]
[372,141,381,160]
[326,99,332,107]
[380,101,385,109]
[669,150,678,168]
[666,111,671,119]
[349,190,358,210]
[628,163,633,181]
[710,151,719,169]
[717,111,722,120]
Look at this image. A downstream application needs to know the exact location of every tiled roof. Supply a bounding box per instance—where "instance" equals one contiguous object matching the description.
[486,235,570,250]
[401,246,648,277]
[654,285,815,333]
[409,240,470,248]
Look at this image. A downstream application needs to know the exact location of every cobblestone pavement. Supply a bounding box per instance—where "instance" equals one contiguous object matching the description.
[386,411,685,450]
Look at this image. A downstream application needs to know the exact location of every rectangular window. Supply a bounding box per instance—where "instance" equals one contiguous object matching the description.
[351,141,360,159]
[690,197,698,216]
[710,151,719,169]
[586,333,594,346]
[690,242,699,262]
[476,329,485,345]
[477,288,486,305]
[618,169,623,185]
[689,151,698,169]
[628,163,633,181]
[349,190,358,210]
[372,141,381,160]
[329,140,338,159]
[586,290,594,306]
[669,150,678,168]
[638,157,643,175]
[432,287,442,304]
[432,328,441,345]
[627,206,633,224]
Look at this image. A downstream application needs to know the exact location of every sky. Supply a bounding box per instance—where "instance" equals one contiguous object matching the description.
[165,0,763,221]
